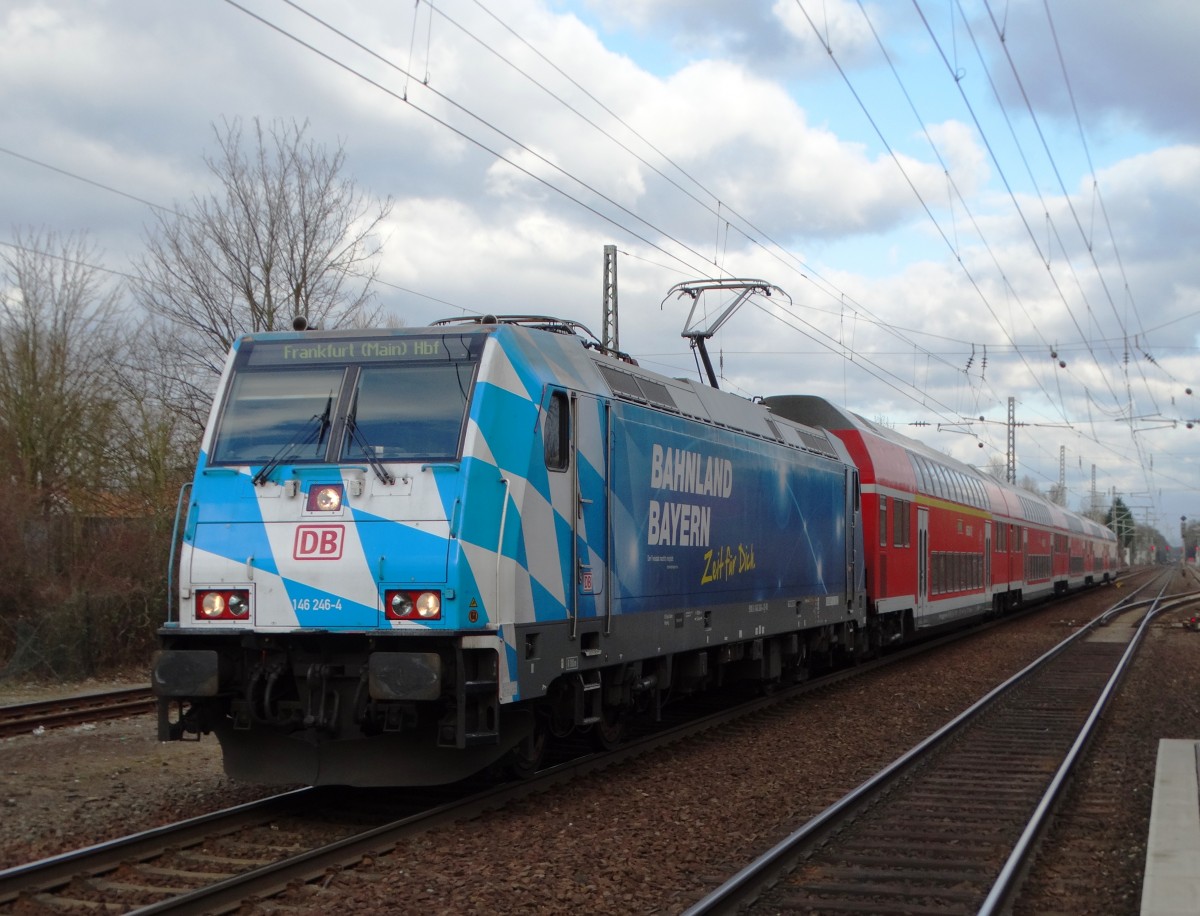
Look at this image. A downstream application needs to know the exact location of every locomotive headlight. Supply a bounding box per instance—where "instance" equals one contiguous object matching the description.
[385,589,442,621]
[200,593,225,618]
[306,483,344,512]
[195,589,251,621]
[227,593,249,618]
[415,591,441,618]
[389,592,414,618]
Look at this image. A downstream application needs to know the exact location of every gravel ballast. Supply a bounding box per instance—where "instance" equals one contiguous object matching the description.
[2,574,1196,914]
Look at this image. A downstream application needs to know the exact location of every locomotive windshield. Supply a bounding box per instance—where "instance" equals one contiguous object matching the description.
[213,368,345,464]
[210,334,483,466]
[343,363,472,461]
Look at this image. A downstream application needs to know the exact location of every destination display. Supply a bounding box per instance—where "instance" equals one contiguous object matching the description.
[241,333,485,367]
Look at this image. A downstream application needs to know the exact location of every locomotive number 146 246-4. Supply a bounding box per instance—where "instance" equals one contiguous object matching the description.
[291,597,344,612]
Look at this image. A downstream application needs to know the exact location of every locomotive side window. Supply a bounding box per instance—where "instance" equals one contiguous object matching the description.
[544,390,570,471]
[212,368,346,464]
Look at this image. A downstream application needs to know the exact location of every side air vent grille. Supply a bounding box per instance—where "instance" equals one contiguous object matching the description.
[598,364,677,410]
[797,430,838,458]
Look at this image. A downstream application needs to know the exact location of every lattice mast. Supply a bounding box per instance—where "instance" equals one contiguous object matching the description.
[1006,397,1016,484]
[601,245,618,352]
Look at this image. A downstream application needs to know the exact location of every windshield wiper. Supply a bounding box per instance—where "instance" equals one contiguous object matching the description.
[344,390,396,486]
[251,394,332,486]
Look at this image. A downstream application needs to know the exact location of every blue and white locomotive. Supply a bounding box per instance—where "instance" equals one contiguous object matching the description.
[154,315,865,785]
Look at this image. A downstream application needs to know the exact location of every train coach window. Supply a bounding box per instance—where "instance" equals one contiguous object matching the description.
[879,499,888,547]
[911,455,928,494]
[931,463,949,500]
[893,500,911,548]
[544,391,569,471]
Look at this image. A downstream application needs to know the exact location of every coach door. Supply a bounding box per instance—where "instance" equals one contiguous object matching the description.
[917,507,929,615]
[571,393,610,636]
[984,521,993,604]
[846,469,860,609]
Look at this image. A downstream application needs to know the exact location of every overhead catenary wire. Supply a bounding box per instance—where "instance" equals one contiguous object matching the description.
[925,2,1131,410]
[4,1,1185,521]
[426,0,975,393]
[790,0,1073,426]
[247,0,985,413]
[7,0,1113,465]
[786,0,1179,512]
[226,0,718,279]
[189,5,1200,501]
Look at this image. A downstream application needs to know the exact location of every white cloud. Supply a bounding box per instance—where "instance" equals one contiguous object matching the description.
[0,0,1196,532]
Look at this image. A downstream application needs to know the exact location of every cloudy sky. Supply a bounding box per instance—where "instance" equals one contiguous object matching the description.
[3,0,1198,544]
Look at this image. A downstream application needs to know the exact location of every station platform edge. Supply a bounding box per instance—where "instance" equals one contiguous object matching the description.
[1141,739,1200,915]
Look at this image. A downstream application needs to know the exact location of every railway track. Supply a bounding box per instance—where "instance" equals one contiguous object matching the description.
[0,686,154,738]
[0,626,1029,911]
[0,674,797,913]
[0,576,1154,913]
[0,779,511,914]
[685,569,1184,915]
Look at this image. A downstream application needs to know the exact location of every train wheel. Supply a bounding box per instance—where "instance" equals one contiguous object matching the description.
[593,706,626,750]
[507,721,548,779]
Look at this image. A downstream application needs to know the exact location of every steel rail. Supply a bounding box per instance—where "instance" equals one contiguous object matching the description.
[2,571,1156,913]
[0,788,316,903]
[0,686,154,738]
[979,575,1181,915]
[681,567,1174,915]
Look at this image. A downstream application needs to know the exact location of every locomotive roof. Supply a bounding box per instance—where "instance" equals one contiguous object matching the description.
[241,319,851,467]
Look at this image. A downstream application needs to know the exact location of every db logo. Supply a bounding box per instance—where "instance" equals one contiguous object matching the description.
[294,525,345,560]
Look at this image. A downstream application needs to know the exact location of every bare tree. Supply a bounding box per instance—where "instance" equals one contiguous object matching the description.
[1017,475,1045,498]
[1047,481,1067,506]
[982,456,1007,481]
[108,321,203,515]
[0,231,205,671]
[0,229,123,515]
[133,116,392,381]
